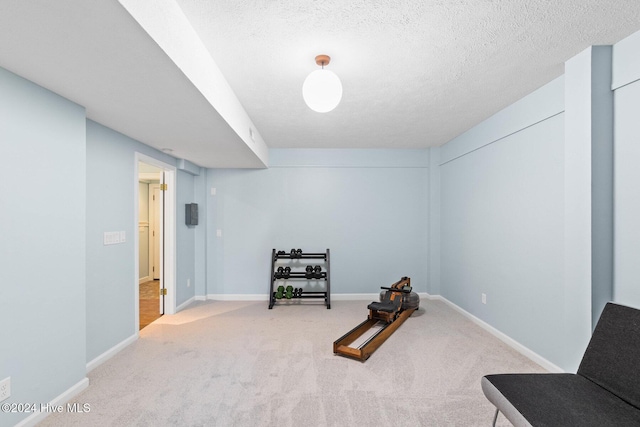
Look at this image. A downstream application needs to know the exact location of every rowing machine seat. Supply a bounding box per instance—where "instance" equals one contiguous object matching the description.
[368,291,402,313]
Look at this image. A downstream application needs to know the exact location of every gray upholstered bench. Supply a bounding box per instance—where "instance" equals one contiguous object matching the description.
[482,302,640,426]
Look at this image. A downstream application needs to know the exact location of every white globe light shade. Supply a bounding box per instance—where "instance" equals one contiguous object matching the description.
[302,69,343,113]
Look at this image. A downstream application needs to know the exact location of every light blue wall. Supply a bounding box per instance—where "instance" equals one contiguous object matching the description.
[176,159,206,305]
[439,77,568,368]
[612,30,640,90]
[435,29,640,371]
[0,65,206,424]
[439,78,564,164]
[588,47,614,326]
[176,170,196,306]
[428,148,441,295]
[613,30,640,310]
[194,170,208,297]
[0,67,87,427]
[561,46,614,368]
[86,121,177,362]
[206,149,429,296]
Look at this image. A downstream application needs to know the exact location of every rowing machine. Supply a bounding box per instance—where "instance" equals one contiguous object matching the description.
[333,277,418,361]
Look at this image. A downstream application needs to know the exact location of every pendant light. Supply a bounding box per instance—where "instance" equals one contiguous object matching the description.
[302,54,342,113]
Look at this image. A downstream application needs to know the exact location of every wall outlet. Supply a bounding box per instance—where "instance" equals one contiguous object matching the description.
[216,229,222,237]
[481,293,487,304]
[211,187,217,196]
[0,377,10,402]
[187,278,191,288]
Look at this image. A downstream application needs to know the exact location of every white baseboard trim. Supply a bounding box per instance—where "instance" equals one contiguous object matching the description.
[206,294,269,301]
[139,275,151,284]
[428,293,564,373]
[333,292,432,301]
[203,292,425,302]
[331,293,378,300]
[195,295,207,301]
[86,333,137,373]
[16,377,89,427]
[176,296,196,312]
[205,293,389,301]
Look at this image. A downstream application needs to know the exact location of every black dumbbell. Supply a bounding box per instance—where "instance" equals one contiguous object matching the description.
[314,265,323,279]
[284,266,291,279]
[296,249,302,256]
[305,265,314,279]
[277,250,286,256]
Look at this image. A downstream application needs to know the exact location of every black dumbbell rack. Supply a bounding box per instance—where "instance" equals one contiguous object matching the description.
[268,248,331,309]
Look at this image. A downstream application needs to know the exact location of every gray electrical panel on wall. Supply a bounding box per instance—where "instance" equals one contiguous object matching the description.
[185,203,198,226]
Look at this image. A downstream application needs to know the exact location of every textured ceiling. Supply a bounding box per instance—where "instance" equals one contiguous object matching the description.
[176,0,640,149]
[1,1,640,166]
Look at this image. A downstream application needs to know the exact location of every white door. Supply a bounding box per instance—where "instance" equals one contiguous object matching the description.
[158,172,166,314]
[150,184,161,281]
[149,182,164,315]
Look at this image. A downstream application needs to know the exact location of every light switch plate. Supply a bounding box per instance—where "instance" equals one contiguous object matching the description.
[0,377,10,402]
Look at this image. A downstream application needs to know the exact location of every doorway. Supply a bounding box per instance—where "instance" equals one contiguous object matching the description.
[138,165,162,329]
[135,153,177,332]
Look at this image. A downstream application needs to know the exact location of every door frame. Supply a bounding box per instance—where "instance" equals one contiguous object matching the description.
[134,153,177,333]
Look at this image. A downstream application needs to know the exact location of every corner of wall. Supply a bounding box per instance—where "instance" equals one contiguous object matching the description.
[428,146,441,296]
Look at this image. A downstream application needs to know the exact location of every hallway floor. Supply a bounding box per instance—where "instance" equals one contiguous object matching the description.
[139,280,161,329]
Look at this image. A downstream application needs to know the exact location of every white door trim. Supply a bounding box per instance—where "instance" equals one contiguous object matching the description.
[134,153,177,334]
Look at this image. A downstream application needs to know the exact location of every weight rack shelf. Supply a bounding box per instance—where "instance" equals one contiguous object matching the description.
[268,248,331,309]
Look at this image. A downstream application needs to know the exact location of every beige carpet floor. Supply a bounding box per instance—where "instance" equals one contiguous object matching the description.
[40,299,546,426]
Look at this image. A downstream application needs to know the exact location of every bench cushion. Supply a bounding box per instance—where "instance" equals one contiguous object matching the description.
[482,373,640,427]
[577,302,640,410]
[368,292,402,313]
[367,298,400,313]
